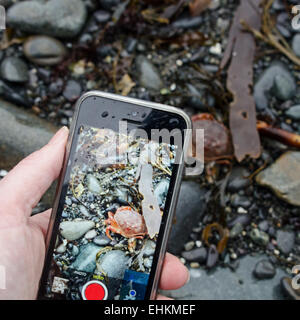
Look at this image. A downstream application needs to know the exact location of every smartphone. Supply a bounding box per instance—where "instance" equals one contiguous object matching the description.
[38,91,191,300]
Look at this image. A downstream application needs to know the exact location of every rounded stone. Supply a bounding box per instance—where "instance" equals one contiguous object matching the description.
[23,36,67,66]
[0,57,29,83]
[253,259,276,279]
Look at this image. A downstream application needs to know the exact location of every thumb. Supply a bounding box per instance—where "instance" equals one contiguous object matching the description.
[0,126,68,218]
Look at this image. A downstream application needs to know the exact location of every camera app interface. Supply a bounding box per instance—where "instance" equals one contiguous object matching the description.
[44,125,177,300]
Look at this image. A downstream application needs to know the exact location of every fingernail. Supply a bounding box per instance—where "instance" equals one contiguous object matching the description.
[49,126,69,145]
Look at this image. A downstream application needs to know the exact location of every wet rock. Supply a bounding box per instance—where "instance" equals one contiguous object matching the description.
[59,220,95,241]
[72,245,79,256]
[182,247,207,263]
[231,195,251,209]
[136,55,163,91]
[272,73,296,101]
[96,250,129,279]
[7,0,87,38]
[172,15,203,29]
[79,205,90,217]
[292,34,300,57]
[276,230,295,254]
[254,61,296,110]
[227,166,251,192]
[281,277,300,300]
[63,80,82,102]
[167,181,206,255]
[0,57,29,83]
[253,259,276,279]
[230,223,244,238]
[93,235,111,246]
[84,229,97,239]
[23,36,67,66]
[94,10,111,23]
[285,104,300,120]
[227,214,251,229]
[250,228,269,246]
[70,243,102,273]
[256,151,300,206]
[206,244,218,268]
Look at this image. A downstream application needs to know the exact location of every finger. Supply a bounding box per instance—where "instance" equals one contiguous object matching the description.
[159,253,189,290]
[156,294,173,300]
[30,209,51,237]
[0,127,68,217]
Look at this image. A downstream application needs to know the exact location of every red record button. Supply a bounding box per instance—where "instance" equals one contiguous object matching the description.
[81,281,108,300]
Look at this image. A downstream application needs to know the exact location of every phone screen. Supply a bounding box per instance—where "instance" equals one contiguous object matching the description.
[38,95,187,300]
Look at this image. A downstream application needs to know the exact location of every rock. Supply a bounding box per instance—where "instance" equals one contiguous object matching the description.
[230,223,244,238]
[276,230,295,254]
[56,242,67,253]
[0,57,28,83]
[63,80,82,102]
[141,240,156,257]
[87,174,102,194]
[167,181,206,255]
[84,229,97,239]
[136,55,163,91]
[172,15,203,29]
[227,167,251,192]
[231,195,251,209]
[7,0,87,38]
[72,245,79,256]
[250,228,269,246]
[0,99,58,206]
[154,179,169,208]
[59,220,95,241]
[94,10,111,23]
[254,61,296,110]
[23,36,67,66]
[96,250,129,279]
[99,0,120,11]
[258,220,269,232]
[272,74,296,101]
[70,243,102,273]
[292,34,300,58]
[256,151,300,206]
[160,254,287,300]
[93,235,111,246]
[253,260,276,279]
[281,277,300,300]
[227,214,251,229]
[285,104,300,120]
[206,244,218,268]
[184,241,194,251]
[181,247,207,263]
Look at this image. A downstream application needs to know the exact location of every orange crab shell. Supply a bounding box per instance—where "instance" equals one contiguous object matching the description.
[104,206,147,240]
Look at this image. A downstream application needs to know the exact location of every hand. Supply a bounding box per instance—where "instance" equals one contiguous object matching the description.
[0,127,189,300]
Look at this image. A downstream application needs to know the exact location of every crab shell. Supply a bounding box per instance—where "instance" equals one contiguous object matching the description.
[104,206,147,239]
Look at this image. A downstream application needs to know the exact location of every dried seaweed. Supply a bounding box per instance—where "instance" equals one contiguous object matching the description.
[221,0,262,162]
[242,0,300,67]
[202,222,229,254]
[257,120,300,148]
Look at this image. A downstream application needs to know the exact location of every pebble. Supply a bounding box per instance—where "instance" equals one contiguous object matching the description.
[94,10,111,23]
[258,220,269,232]
[227,214,251,229]
[276,230,295,255]
[292,34,300,58]
[70,243,102,273]
[0,57,29,83]
[190,262,200,268]
[7,0,87,38]
[231,195,251,209]
[72,245,79,256]
[206,244,219,268]
[253,259,276,279]
[254,61,296,110]
[59,220,95,241]
[87,174,102,194]
[96,250,129,279]
[184,241,195,251]
[181,247,207,264]
[93,235,111,246]
[84,229,97,239]
[23,36,67,66]
[250,228,269,246]
[63,80,82,102]
[172,15,203,29]
[230,222,244,238]
[79,205,90,217]
[272,73,296,101]
[256,151,300,206]
[136,55,163,91]
[285,104,300,120]
[227,166,251,192]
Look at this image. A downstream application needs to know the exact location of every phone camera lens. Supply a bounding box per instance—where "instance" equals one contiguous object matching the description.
[101,111,108,118]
